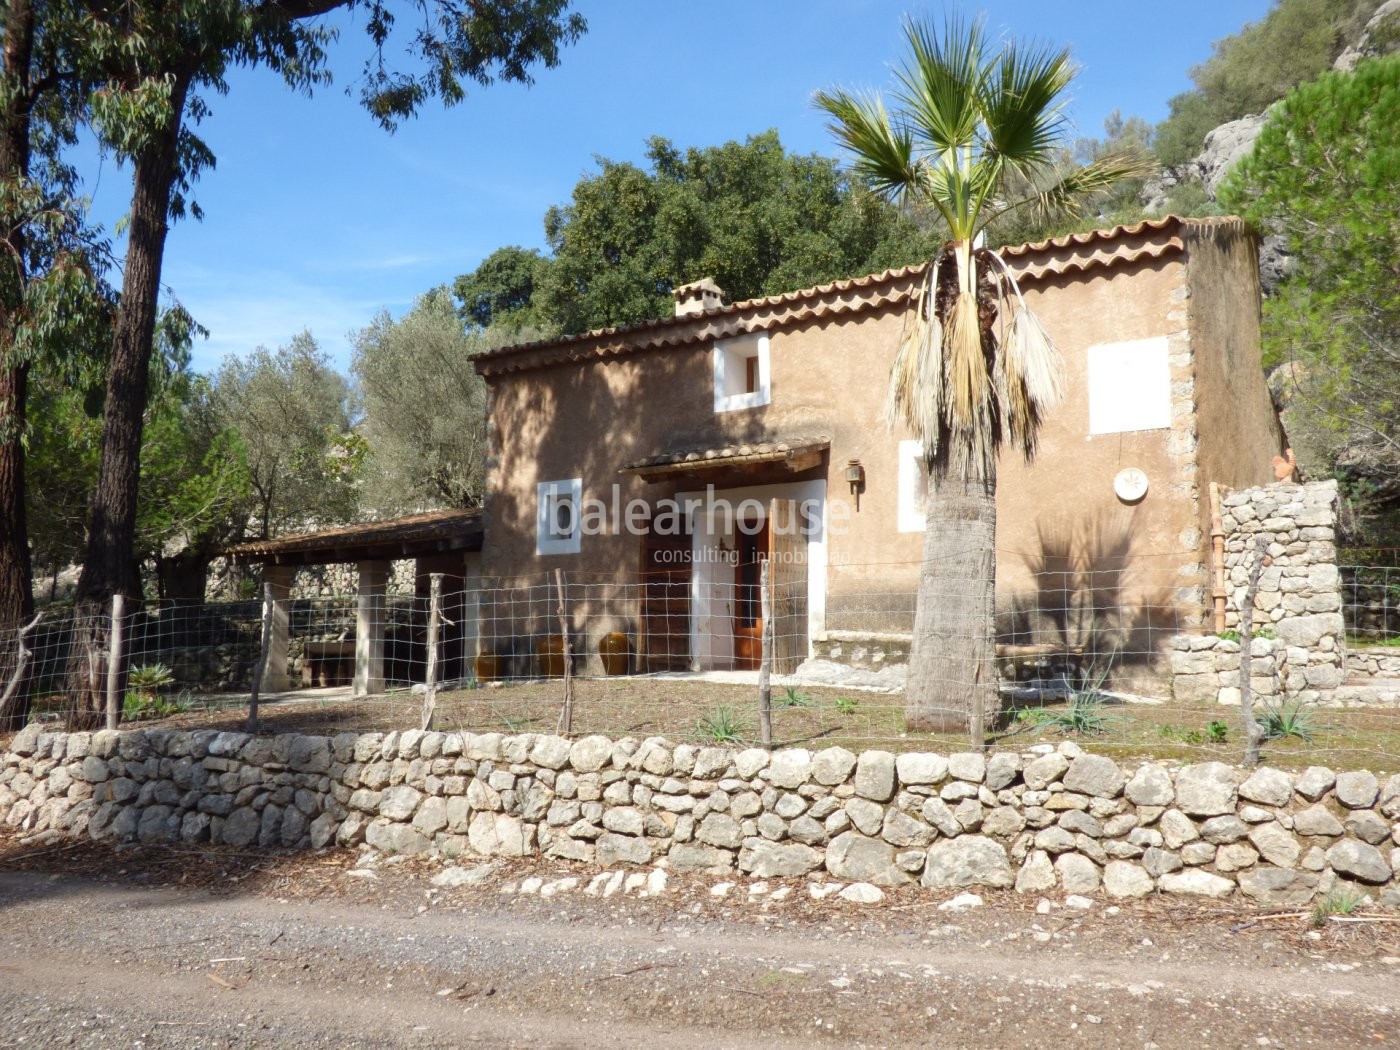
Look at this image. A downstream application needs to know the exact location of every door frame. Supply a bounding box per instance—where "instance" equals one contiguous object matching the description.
[678,479,827,670]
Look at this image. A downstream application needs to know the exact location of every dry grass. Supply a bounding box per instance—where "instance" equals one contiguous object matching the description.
[25,676,1398,774]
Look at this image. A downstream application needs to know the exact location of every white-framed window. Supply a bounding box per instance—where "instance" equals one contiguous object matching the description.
[536,478,582,555]
[712,332,771,413]
[897,440,928,533]
[1086,336,1171,435]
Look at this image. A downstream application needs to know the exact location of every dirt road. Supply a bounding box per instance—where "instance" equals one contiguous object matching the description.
[0,845,1398,1049]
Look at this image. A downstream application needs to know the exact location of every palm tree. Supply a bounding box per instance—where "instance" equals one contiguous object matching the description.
[816,16,1147,740]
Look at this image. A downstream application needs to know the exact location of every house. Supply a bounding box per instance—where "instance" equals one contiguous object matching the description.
[472,217,1286,689]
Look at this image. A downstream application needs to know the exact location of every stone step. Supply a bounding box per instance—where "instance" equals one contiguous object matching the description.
[1331,678,1400,706]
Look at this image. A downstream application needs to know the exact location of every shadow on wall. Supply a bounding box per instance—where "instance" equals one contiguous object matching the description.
[999,512,1181,684]
[482,333,796,674]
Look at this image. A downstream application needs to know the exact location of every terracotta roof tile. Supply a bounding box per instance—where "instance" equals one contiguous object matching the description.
[621,437,831,477]
[475,216,1246,378]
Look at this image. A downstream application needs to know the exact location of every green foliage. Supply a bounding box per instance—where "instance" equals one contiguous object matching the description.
[127,662,175,693]
[123,662,179,721]
[1312,886,1366,925]
[1153,0,1378,166]
[1019,689,1114,736]
[123,686,199,723]
[1260,699,1325,742]
[774,686,812,709]
[458,130,941,336]
[209,332,360,541]
[453,246,546,330]
[1176,719,1231,745]
[25,320,250,593]
[1216,626,1276,642]
[1220,54,1400,531]
[353,287,517,514]
[696,705,748,744]
[833,696,859,716]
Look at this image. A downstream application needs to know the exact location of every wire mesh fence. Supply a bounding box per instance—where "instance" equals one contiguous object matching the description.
[1,558,1398,771]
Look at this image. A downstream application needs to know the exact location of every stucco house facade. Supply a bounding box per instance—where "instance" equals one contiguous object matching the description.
[473,216,1286,687]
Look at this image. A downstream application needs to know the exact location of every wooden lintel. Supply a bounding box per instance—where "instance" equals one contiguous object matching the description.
[784,451,824,473]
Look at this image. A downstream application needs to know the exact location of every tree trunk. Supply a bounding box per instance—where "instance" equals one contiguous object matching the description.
[68,68,191,729]
[0,0,37,730]
[904,459,998,739]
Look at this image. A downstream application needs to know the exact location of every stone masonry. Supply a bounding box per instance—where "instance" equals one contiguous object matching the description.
[1173,480,1347,706]
[2,725,1397,907]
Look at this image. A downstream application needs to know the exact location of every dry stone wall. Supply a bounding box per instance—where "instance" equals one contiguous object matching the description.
[2,726,1397,907]
[1173,480,1348,706]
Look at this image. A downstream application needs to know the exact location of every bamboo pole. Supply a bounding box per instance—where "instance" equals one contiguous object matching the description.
[758,558,773,748]
[247,583,274,734]
[556,568,574,735]
[422,573,442,731]
[105,594,125,731]
[1210,482,1228,633]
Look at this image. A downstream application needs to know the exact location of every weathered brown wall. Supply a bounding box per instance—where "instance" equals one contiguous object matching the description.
[479,222,1285,679]
[1186,224,1287,531]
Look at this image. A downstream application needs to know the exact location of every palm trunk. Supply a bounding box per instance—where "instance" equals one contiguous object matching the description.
[0,0,38,730]
[904,440,999,740]
[68,68,191,729]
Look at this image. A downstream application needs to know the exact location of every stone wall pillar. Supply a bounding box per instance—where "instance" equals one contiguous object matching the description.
[354,561,388,697]
[261,565,294,692]
[1172,479,1344,705]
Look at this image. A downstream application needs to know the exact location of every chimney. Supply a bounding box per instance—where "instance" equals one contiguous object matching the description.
[672,277,725,317]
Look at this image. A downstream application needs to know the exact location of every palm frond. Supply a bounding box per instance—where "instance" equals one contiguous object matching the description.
[1011,149,1156,224]
[813,88,919,204]
[895,13,987,156]
[979,40,1074,176]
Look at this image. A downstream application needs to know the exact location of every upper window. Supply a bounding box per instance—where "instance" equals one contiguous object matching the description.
[1086,336,1171,435]
[536,478,582,555]
[897,440,928,533]
[713,333,771,413]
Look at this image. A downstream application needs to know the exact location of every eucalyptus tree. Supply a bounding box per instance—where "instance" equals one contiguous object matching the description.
[63,0,586,728]
[816,16,1145,738]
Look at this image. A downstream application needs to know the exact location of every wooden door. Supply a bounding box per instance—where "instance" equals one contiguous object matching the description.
[732,515,769,670]
[768,498,809,674]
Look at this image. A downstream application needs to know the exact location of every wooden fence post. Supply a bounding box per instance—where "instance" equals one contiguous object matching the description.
[247,583,274,733]
[1238,537,1270,767]
[556,568,574,736]
[758,558,773,748]
[422,573,443,731]
[105,594,125,731]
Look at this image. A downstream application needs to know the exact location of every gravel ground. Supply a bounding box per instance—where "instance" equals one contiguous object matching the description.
[1,830,1398,1049]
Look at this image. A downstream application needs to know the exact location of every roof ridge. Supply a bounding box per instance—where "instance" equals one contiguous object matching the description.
[475,215,1243,375]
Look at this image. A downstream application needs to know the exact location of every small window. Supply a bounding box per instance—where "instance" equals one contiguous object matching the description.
[536,478,582,555]
[897,440,928,533]
[713,333,770,413]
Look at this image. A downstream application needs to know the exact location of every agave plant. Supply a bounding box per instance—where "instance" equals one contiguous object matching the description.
[816,16,1148,738]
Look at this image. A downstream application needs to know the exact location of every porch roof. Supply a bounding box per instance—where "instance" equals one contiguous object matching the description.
[223,508,483,567]
[620,437,830,481]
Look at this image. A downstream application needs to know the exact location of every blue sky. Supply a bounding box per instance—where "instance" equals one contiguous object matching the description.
[79,1,1274,375]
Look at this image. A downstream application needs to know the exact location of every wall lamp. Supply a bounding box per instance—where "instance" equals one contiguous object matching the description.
[846,459,865,510]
